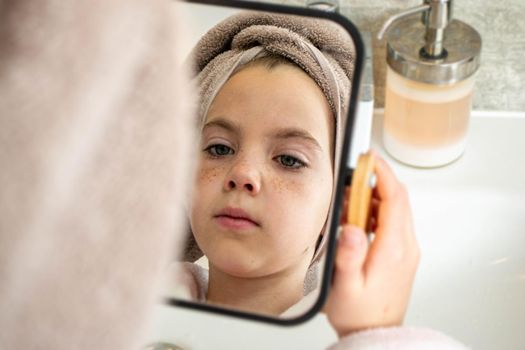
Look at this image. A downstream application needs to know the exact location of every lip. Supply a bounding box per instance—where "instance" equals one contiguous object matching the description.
[214,207,260,230]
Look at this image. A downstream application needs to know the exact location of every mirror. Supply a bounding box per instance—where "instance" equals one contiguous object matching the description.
[163,0,364,325]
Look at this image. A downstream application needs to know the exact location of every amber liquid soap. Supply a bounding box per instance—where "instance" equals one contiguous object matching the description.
[383,66,475,167]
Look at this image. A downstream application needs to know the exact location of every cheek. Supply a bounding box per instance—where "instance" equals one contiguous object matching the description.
[190,164,225,250]
[193,160,227,198]
[197,162,222,186]
[269,170,332,207]
[191,163,223,219]
[267,170,333,242]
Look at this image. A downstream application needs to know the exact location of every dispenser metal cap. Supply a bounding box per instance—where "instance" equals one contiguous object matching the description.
[386,17,481,85]
[378,0,482,85]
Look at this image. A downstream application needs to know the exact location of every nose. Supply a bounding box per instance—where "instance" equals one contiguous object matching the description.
[223,158,261,195]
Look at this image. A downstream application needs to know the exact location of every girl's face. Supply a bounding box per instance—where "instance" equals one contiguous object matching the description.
[190,63,334,278]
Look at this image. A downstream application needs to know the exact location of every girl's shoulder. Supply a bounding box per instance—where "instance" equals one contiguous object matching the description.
[165,261,209,302]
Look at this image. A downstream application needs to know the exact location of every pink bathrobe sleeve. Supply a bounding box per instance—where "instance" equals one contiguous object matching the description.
[329,327,469,349]
[0,1,194,349]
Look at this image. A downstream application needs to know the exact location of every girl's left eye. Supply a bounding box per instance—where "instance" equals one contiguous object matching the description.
[276,155,307,169]
[204,144,234,157]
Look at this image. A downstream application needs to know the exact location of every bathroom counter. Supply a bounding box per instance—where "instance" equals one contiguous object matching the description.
[146,111,525,350]
[373,110,525,349]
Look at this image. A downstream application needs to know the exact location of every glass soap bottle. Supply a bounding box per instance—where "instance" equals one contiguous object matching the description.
[378,0,481,167]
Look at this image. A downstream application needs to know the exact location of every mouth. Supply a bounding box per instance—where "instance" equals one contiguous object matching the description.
[214,207,260,230]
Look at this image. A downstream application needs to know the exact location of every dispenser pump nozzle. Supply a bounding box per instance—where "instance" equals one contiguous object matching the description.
[378,0,453,59]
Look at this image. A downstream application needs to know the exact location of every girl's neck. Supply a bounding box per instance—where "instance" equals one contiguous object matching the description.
[206,263,309,316]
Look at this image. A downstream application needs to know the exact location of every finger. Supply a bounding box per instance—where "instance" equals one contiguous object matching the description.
[365,154,415,272]
[369,153,407,238]
[332,225,368,292]
[371,151,402,202]
[369,152,410,232]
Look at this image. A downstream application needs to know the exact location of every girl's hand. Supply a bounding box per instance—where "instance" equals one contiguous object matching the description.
[325,152,420,338]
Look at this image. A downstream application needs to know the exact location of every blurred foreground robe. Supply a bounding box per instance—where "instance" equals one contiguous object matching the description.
[0,1,193,348]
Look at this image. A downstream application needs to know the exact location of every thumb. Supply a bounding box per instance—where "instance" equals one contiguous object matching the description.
[333,225,368,291]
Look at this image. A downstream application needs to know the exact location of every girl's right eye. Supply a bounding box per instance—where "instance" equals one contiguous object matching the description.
[204,144,234,157]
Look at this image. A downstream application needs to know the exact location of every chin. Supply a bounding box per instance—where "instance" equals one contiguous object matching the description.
[215,258,261,278]
[209,249,266,278]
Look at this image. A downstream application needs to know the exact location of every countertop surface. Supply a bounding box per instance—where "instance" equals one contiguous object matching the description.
[147,111,525,350]
[373,110,525,349]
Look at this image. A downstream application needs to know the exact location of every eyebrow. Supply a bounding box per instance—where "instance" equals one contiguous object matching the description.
[202,118,240,134]
[203,117,322,151]
[272,128,322,151]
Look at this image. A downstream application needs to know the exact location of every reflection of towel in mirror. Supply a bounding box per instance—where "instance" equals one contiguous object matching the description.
[184,11,356,270]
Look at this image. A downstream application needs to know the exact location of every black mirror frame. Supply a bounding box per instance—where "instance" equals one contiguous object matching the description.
[166,0,365,326]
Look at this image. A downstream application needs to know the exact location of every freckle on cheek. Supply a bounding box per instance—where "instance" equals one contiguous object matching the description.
[199,168,220,184]
[271,177,285,193]
[270,177,302,195]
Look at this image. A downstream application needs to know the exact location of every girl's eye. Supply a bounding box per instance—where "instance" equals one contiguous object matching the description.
[276,155,307,169]
[205,144,234,157]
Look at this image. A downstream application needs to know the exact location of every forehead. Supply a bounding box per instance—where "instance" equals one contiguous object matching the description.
[205,64,334,142]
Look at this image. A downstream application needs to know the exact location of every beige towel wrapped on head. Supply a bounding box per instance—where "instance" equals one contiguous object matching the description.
[184,11,356,269]
[190,11,355,121]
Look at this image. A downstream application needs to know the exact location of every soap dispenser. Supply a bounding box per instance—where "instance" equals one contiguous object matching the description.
[378,0,481,167]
